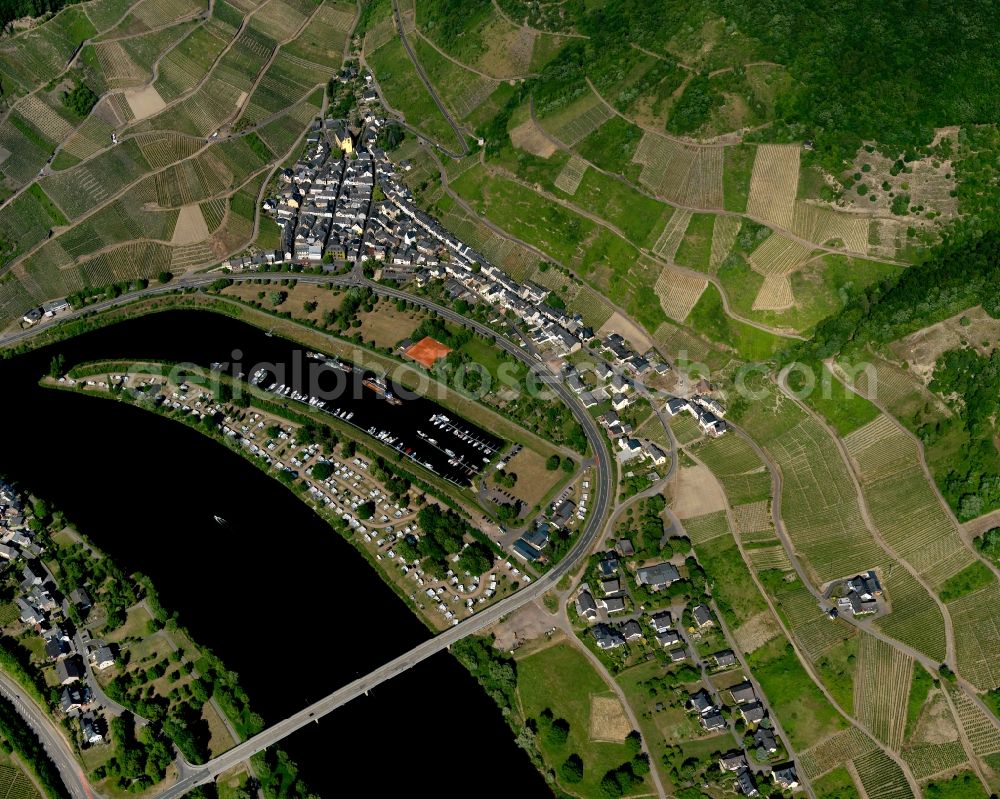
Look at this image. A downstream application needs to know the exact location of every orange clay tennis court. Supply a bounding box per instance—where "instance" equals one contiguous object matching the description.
[404,336,452,368]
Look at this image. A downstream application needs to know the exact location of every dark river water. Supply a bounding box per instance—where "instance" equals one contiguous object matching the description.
[0,309,546,797]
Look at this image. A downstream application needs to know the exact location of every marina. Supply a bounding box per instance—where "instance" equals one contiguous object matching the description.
[225,351,503,487]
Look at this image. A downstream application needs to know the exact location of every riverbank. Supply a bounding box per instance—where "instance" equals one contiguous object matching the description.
[0,477,311,799]
[44,361,528,632]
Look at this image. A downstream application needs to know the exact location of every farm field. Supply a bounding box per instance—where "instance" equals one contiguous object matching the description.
[516,640,651,797]
[0,0,337,329]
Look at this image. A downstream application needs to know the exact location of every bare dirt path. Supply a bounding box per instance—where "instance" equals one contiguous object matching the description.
[490,0,588,39]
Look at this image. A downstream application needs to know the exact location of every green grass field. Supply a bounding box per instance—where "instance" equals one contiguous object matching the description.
[516,642,648,797]
[747,635,846,750]
[368,38,463,152]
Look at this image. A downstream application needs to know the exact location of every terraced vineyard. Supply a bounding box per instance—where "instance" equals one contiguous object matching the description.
[632,132,723,209]
[852,749,914,799]
[653,265,706,323]
[844,415,974,587]
[745,143,799,228]
[765,412,882,584]
[799,726,877,780]
[853,634,913,751]
[0,0,350,327]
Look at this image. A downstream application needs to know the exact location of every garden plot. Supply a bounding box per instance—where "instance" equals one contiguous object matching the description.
[844,415,973,587]
[732,610,780,654]
[632,131,723,208]
[748,545,791,572]
[851,749,914,799]
[543,91,614,146]
[732,501,772,536]
[746,143,799,229]
[853,634,912,751]
[589,695,631,742]
[947,684,1000,758]
[17,95,74,144]
[709,215,739,270]
[651,208,690,259]
[104,92,135,125]
[902,742,967,780]
[60,114,115,162]
[553,155,587,195]
[654,264,706,323]
[875,564,946,664]
[791,201,870,253]
[799,727,877,780]
[948,580,1000,692]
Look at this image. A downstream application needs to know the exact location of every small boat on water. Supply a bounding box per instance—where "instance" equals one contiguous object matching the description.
[213,515,229,528]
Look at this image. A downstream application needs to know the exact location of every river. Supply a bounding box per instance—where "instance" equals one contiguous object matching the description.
[0,309,547,796]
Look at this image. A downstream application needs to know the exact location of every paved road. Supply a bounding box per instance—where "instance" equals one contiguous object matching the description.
[0,672,93,799]
[388,0,469,156]
[1,274,614,797]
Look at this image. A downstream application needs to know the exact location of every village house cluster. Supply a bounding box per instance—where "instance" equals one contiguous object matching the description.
[571,542,799,795]
[0,481,111,745]
[511,495,582,564]
[665,394,728,437]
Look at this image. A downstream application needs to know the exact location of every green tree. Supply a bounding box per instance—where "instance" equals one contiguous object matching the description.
[311,462,333,481]
[545,454,561,471]
[559,754,584,784]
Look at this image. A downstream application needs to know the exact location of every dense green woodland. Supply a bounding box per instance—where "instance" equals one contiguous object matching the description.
[0,0,73,28]
[464,0,1000,168]
[792,230,1000,518]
